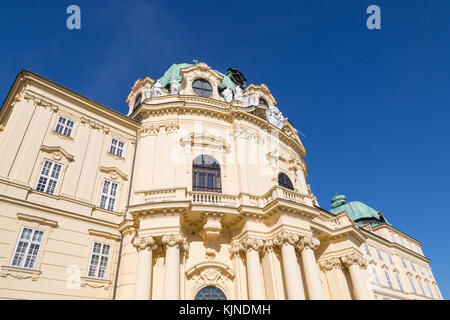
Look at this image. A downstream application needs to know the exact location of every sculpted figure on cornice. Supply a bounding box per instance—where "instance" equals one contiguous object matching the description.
[340,253,367,270]
[152,80,163,97]
[265,105,285,130]
[242,91,256,108]
[132,235,158,251]
[169,76,181,95]
[233,86,243,102]
[221,87,233,103]
[144,86,152,99]
[296,235,320,252]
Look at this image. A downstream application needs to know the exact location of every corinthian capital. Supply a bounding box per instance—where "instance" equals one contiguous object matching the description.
[319,257,342,271]
[340,253,367,270]
[296,235,320,252]
[132,235,157,251]
[162,233,187,249]
[273,231,300,247]
[242,237,265,253]
[230,240,244,258]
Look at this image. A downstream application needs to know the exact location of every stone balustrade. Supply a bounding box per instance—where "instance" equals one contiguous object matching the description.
[134,186,314,208]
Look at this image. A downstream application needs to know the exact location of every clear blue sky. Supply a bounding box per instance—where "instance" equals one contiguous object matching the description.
[1,1,449,298]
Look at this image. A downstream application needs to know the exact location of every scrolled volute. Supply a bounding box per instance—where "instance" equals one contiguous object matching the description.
[132,235,157,251]
[296,235,320,252]
[340,253,367,270]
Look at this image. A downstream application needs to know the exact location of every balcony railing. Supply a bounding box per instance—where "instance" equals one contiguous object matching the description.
[134,186,314,209]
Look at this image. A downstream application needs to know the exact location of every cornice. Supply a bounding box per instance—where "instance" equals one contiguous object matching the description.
[17,212,58,228]
[88,229,121,241]
[40,145,75,162]
[99,166,128,181]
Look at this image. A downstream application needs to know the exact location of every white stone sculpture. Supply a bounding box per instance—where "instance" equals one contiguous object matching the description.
[221,87,233,103]
[144,87,152,99]
[242,92,256,108]
[233,86,243,101]
[152,80,163,97]
[265,105,285,129]
[169,76,181,95]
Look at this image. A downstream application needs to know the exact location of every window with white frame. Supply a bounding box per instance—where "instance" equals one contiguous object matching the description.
[35,159,63,195]
[364,243,371,255]
[409,277,417,294]
[373,267,381,286]
[10,227,44,269]
[385,271,393,289]
[109,138,125,157]
[87,241,110,279]
[54,115,74,137]
[99,179,118,211]
[396,274,404,292]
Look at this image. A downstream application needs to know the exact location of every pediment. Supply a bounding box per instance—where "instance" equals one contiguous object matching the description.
[180,132,230,152]
[186,261,235,280]
[99,166,128,181]
[246,83,277,106]
[40,145,74,162]
[180,63,223,85]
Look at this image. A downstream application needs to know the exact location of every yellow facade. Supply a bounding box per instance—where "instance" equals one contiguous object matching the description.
[0,65,443,300]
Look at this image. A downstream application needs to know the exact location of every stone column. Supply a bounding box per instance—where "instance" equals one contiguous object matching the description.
[341,253,372,300]
[274,232,305,300]
[242,237,266,300]
[296,236,326,300]
[132,235,157,300]
[162,234,187,300]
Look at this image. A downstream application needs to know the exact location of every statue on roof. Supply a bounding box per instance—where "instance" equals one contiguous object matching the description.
[233,86,243,102]
[169,76,181,95]
[266,105,285,129]
[242,91,256,108]
[144,86,152,99]
[152,80,163,97]
[226,67,247,88]
[221,87,233,103]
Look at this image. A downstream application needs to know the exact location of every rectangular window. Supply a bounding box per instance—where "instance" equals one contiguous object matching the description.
[396,274,404,292]
[387,253,394,265]
[99,179,118,211]
[376,248,383,260]
[54,116,74,137]
[399,237,405,246]
[410,261,416,271]
[427,284,434,299]
[364,243,371,256]
[373,267,381,286]
[385,271,393,289]
[409,277,417,294]
[87,242,110,279]
[109,138,125,157]
[419,281,426,296]
[401,256,407,268]
[10,227,44,269]
[391,232,396,243]
[35,159,62,195]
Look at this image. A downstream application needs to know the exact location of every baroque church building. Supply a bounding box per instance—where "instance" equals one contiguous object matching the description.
[0,62,443,300]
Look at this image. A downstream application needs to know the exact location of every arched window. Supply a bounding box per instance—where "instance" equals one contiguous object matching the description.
[193,155,221,193]
[192,79,213,98]
[259,98,268,106]
[134,93,142,110]
[194,286,227,300]
[278,172,294,190]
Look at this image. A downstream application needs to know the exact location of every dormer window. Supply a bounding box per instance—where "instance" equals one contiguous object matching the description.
[134,94,142,110]
[278,172,294,190]
[192,79,212,98]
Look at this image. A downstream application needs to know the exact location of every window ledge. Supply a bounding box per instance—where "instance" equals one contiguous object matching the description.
[80,276,112,290]
[51,130,74,141]
[107,152,125,161]
[0,265,42,281]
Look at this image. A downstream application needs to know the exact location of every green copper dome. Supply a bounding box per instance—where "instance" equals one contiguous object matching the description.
[329,195,391,227]
[158,62,193,88]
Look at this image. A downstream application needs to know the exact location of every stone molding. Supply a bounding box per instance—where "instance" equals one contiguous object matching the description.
[0,265,41,281]
[273,231,300,247]
[99,166,128,181]
[162,233,189,251]
[40,145,75,163]
[80,117,109,134]
[17,212,58,228]
[23,92,59,112]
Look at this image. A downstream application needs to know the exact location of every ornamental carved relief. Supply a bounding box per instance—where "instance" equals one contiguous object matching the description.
[186,262,235,300]
[273,231,300,247]
[23,92,59,112]
[340,253,367,270]
[162,233,189,252]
